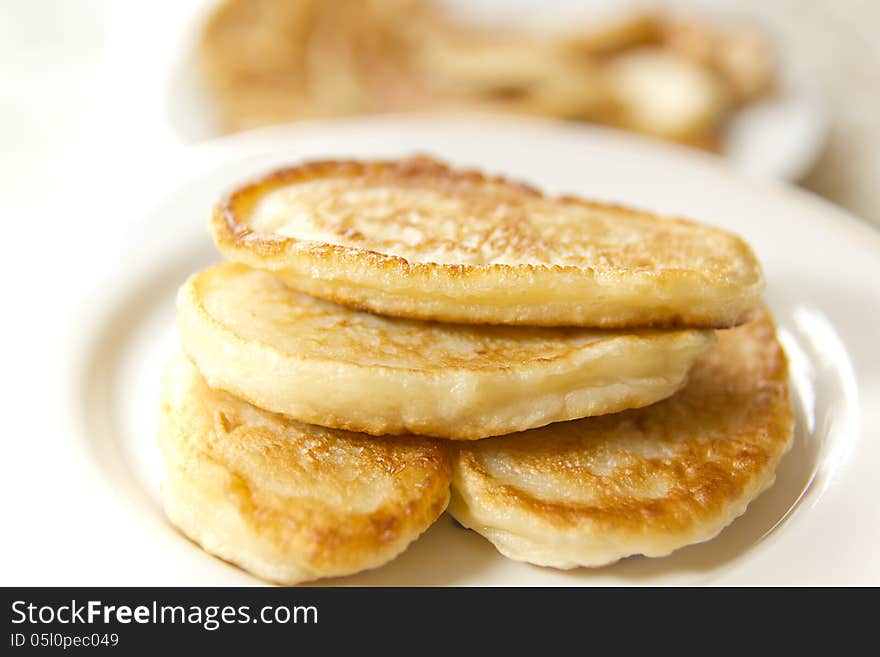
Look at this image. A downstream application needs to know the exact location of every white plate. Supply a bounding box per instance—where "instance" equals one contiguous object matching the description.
[67,116,878,585]
[164,0,827,182]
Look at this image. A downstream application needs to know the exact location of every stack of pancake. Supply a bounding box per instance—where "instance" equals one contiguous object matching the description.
[159,156,793,584]
[199,0,775,150]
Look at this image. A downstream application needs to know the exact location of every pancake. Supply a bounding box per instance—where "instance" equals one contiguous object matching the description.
[211,156,764,328]
[158,356,451,585]
[604,47,729,144]
[178,263,716,439]
[448,308,793,568]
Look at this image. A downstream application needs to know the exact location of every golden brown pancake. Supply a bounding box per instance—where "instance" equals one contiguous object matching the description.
[158,356,451,585]
[448,308,793,568]
[212,157,764,328]
[178,263,715,439]
[197,1,772,145]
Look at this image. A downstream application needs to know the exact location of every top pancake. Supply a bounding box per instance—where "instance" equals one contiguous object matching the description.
[212,156,764,327]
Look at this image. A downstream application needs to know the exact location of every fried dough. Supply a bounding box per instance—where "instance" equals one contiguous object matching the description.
[198,1,773,145]
[158,356,451,585]
[448,308,793,568]
[604,47,729,143]
[178,264,715,439]
[212,157,765,328]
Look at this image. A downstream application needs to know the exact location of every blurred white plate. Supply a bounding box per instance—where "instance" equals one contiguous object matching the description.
[164,0,827,182]
[64,116,877,585]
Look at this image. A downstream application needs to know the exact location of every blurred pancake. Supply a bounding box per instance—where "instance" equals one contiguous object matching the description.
[603,47,729,145]
[198,1,773,147]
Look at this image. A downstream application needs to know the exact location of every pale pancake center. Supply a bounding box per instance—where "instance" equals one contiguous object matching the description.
[249,178,742,270]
